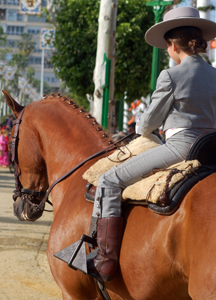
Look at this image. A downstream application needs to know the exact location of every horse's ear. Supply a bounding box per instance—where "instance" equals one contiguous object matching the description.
[2,90,25,118]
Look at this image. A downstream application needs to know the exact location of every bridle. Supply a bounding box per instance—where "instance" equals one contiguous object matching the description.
[11,107,50,218]
[11,107,136,218]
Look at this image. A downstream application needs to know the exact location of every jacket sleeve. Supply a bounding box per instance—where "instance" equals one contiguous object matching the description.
[137,70,174,137]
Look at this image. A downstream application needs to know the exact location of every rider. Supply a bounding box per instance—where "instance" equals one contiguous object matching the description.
[87,7,216,282]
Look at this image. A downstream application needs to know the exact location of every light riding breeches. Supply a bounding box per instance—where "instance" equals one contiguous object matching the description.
[92,128,211,218]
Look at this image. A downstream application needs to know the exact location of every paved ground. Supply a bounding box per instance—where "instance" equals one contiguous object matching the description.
[0,167,62,300]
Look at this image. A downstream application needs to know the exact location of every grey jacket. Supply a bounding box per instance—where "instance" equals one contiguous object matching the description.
[138,55,216,136]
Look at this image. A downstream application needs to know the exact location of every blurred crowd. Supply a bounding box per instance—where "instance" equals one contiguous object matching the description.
[0,114,13,168]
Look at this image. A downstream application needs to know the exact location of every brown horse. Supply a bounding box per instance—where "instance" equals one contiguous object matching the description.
[4,90,216,300]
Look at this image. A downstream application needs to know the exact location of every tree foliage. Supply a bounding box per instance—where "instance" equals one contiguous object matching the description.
[53,0,99,98]
[115,1,154,99]
[53,0,168,103]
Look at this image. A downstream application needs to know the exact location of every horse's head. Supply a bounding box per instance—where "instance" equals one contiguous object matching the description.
[3,90,49,222]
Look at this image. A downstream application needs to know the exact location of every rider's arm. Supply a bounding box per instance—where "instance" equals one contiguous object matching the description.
[137,70,174,137]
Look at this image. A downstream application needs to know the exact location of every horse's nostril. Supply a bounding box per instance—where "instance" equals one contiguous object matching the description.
[13,197,26,221]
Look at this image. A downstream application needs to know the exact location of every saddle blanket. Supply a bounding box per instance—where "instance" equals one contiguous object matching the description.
[82,135,201,204]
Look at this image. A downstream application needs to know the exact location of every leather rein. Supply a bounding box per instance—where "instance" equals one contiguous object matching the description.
[11,107,135,215]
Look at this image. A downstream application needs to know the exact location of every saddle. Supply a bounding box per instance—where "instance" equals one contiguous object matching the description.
[85,131,216,216]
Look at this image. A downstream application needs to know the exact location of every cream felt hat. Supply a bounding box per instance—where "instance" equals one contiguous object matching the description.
[145,7,216,49]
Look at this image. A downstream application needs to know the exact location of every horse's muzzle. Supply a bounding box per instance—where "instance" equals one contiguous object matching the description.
[13,196,44,222]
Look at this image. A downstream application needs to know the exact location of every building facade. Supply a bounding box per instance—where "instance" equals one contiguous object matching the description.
[0,0,60,91]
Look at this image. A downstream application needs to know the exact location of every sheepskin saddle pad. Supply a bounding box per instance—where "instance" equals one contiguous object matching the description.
[82,134,201,205]
[83,134,163,186]
[121,160,200,205]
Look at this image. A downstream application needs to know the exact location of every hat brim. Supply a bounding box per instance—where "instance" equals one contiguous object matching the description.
[145,17,216,49]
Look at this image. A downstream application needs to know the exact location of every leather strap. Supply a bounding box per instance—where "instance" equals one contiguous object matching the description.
[96,281,111,300]
[12,108,26,197]
[38,131,136,210]
[20,188,47,197]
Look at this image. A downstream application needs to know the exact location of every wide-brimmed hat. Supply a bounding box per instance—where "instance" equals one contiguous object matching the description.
[145,7,216,49]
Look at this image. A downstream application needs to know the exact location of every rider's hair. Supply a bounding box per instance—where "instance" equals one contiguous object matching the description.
[164,26,207,54]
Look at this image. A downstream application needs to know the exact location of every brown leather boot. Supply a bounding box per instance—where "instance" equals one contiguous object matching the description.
[87,217,123,283]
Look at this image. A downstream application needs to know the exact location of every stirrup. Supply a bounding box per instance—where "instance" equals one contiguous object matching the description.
[54,237,112,299]
[54,234,98,274]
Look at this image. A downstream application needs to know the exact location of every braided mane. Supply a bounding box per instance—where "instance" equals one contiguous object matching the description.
[42,93,113,146]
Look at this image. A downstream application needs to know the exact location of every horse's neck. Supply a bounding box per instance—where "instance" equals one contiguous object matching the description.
[38,101,110,187]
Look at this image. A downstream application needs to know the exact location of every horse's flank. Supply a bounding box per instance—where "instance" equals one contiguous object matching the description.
[4,91,216,300]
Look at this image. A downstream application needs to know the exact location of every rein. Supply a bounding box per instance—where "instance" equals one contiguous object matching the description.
[12,107,135,216]
[37,131,136,211]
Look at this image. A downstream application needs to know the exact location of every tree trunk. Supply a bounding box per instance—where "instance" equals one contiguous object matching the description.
[93,0,117,128]
[197,0,211,58]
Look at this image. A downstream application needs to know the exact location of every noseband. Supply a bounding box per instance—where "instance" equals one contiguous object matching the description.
[11,108,136,218]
